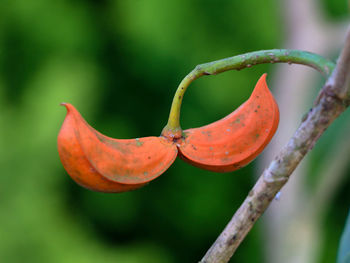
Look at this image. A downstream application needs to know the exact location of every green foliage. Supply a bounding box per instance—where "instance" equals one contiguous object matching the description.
[321,0,349,19]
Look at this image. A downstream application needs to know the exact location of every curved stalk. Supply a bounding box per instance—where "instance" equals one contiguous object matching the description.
[162,49,335,137]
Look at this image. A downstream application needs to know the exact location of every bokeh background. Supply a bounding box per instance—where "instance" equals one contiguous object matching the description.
[1,0,349,262]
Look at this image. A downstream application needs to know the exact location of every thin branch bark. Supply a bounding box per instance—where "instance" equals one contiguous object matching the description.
[200,27,350,263]
[262,1,347,262]
[328,28,350,99]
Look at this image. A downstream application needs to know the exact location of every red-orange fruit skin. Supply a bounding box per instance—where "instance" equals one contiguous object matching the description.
[57,104,178,192]
[178,74,279,172]
[58,106,144,192]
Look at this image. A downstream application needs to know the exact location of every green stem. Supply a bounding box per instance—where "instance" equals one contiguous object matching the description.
[163,49,336,136]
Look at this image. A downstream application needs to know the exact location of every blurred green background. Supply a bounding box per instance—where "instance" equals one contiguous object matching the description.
[0,0,349,262]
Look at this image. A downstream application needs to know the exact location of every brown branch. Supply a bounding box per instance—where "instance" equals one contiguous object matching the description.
[328,28,350,99]
[200,27,350,263]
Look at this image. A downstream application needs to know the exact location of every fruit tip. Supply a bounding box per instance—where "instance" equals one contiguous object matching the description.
[256,73,268,87]
[59,102,72,112]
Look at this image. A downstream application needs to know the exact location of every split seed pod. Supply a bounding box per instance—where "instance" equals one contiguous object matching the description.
[177,74,279,172]
[57,73,279,192]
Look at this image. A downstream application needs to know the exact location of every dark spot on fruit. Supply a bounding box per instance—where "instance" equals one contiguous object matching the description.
[201,130,212,137]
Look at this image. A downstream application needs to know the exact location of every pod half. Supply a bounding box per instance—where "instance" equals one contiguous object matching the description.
[58,104,178,192]
[178,74,279,172]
